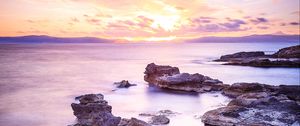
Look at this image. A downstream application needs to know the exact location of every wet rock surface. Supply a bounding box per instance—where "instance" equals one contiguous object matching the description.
[144,63,228,93]
[214,45,300,68]
[202,84,300,126]
[71,94,150,126]
[114,80,137,88]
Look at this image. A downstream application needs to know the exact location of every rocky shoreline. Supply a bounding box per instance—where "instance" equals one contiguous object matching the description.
[214,45,300,68]
[143,63,300,125]
[70,59,300,125]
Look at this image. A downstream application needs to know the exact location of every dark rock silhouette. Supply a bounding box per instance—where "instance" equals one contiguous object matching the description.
[214,45,300,68]
[114,80,137,88]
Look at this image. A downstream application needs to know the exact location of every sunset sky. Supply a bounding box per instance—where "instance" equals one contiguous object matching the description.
[0,0,299,41]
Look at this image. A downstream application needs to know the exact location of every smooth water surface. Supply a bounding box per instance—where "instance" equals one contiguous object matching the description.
[0,42,299,126]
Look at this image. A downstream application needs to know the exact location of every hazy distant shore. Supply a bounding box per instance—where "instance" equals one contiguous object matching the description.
[0,34,299,43]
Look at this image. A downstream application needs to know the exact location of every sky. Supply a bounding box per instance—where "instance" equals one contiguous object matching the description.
[0,0,299,41]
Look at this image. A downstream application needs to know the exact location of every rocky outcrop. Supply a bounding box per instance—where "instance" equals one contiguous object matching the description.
[216,51,266,61]
[144,63,180,84]
[144,63,228,93]
[114,80,137,88]
[273,45,300,58]
[71,94,121,126]
[224,58,300,68]
[202,84,300,126]
[214,45,300,68]
[71,94,150,126]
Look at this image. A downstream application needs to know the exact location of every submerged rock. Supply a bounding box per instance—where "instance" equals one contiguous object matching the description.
[139,110,178,125]
[202,85,300,126]
[139,110,179,117]
[118,118,150,126]
[71,94,150,126]
[149,115,170,125]
[144,63,228,93]
[114,80,137,88]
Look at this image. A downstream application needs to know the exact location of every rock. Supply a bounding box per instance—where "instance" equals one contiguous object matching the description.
[222,83,275,98]
[224,58,300,68]
[144,63,228,93]
[218,51,266,61]
[118,118,150,126]
[71,94,121,126]
[144,63,180,84]
[202,85,300,126]
[139,110,179,117]
[75,94,104,104]
[277,85,300,102]
[149,115,170,125]
[201,105,246,125]
[273,45,300,58]
[114,80,137,88]
[214,45,300,68]
[157,110,178,116]
[155,73,225,92]
[71,93,151,126]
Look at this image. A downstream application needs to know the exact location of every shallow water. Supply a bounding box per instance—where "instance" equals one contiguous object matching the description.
[0,42,299,126]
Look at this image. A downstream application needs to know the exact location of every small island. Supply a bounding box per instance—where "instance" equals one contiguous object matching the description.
[214,45,300,68]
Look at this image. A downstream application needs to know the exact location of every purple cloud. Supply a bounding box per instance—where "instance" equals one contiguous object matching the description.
[250,17,268,24]
[290,22,300,25]
[192,17,216,24]
[220,19,246,29]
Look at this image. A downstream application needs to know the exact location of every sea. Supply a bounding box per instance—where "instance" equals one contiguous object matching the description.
[0,42,299,126]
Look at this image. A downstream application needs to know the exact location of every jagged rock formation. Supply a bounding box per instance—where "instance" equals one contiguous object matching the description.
[70,94,150,126]
[202,83,300,126]
[144,63,227,93]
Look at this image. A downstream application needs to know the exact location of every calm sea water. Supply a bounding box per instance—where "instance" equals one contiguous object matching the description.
[0,42,299,126]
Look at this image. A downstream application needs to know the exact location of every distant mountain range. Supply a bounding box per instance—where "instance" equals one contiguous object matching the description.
[0,34,299,43]
[0,35,113,43]
[186,35,300,43]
